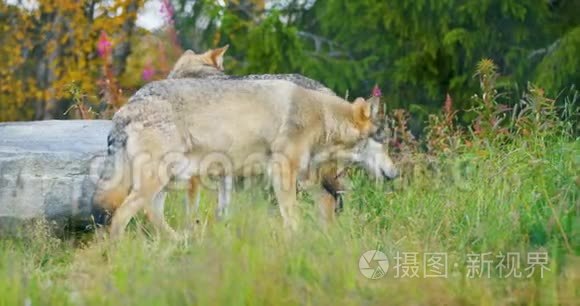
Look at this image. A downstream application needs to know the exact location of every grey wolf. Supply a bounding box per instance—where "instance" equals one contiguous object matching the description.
[166,46,344,219]
[92,77,398,239]
[168,45,335,95]
[167,45,229,79]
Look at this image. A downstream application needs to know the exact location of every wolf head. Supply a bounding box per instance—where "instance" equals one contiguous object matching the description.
[167,45,229,79]
[347,96,398,180]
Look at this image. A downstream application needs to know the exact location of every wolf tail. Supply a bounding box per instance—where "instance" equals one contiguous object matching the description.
[91,114,132,227]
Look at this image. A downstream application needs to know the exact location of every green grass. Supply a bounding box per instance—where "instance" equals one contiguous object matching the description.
[0,135,577,306]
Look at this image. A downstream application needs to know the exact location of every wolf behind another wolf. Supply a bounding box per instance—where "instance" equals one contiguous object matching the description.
[167,45,336,95]
[165,46,345,220]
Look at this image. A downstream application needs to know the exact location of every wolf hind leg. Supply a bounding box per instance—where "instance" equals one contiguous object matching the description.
[187,176,202,217]
[216,175,233,219]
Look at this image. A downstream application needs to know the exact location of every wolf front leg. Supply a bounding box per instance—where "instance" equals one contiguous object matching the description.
[270,152,299,231]
[303,163,345,224]
[110,154,172,240]
[145,191,179,239]
[109,191,149,239]
[310,184,338,224]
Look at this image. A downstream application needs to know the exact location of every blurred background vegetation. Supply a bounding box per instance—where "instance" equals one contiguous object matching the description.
[0,3,578,303]
[0,0,578,128]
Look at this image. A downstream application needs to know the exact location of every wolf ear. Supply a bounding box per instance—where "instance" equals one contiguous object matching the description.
[183,49,196,55]
[352,97,372,124]
[209,44,229,70]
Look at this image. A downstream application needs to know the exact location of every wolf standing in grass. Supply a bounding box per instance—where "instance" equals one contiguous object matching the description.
[93,57,397,240]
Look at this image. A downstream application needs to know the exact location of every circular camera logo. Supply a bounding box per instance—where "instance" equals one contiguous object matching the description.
[359,250,389,279]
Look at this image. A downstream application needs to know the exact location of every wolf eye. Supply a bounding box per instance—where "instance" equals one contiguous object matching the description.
[370,120,389,143]
[371,130,388,143]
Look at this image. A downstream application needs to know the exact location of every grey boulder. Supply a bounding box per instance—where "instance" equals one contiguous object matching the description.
[0,120,111,232]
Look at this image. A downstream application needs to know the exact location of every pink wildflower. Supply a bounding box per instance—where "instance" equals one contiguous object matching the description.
[161,0,174,24]
[372,84,382,97]
[97,31,112,58]
[444,93,453,115]
[142,66,155,81]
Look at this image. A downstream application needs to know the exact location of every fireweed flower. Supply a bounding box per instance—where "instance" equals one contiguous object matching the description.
[444,93,453,115]
[142,66,155,81]
[372,84,382,97]
[160,0,174,24]
[97,31,112,58]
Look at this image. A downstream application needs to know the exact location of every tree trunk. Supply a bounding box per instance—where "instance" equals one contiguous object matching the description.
[34,11,62,120]
[112,0,140,78]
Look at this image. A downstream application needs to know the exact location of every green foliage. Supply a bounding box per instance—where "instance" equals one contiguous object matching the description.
[311,0,553,108]
[241,11,305,74]
[535,26,580,94]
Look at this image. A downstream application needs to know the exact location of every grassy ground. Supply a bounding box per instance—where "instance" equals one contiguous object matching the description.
[0,134,577,306]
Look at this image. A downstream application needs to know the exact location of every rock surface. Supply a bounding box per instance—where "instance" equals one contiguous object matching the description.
[0,120,111,231]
